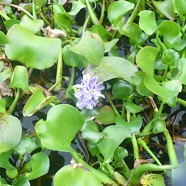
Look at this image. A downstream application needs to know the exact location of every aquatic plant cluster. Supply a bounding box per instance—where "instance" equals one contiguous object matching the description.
[0,0,186,185]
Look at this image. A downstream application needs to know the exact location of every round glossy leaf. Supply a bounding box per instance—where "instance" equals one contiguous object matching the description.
[144,74,178,98]
[54,13,73,31]
[172,0,186,15]
[119,23,142,44]
[138,10,157,35]
[54,165,103,186]
[136,46,159,75]
[116,115,143,134]
[88,25,112,40]
[132,72,153,96]
[20,15,44,33]
[0,151,15,170]
[162,49,179,65]
[0,31,8,45]
[97,125,131,163]
[81,121,104,144]
[14,135,38,155]
[69,0,86,15]
[63,45,88,67]
[23,88,56,116]
[95,106,116,124]
[0,114,22,153]
[112,80,133,100]
[5,24,61,69]
[114,147,128,160]
[24,152,49,180]
[152,0,176,20]
[13,177,30,186]
[10,65,29,91]
[152,120,167,134]
[157,20,180,43]
[159,80,181,107]
[70,31,104,66]
[35,104,85,153]
[108,1,134,29]
[125,101,144,113]
[85,56,138,83]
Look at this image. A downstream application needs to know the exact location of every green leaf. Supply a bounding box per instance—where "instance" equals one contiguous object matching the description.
[0,62,12,83]
[88,25,112,40]
[35,104,85,153]
[20,15,44,33]
[159,80,182,107]
[97,125,131,163]
[5,24,61,69]
[54,13,73,32]
[85,56,138,83]
[152,120,167,134]
[116,115,142,134]
[162,49,179,65]
[95,106,116,124]
[0,98,6,114]
[144,74,178,98]
[132,72,153,96]
[70,32,105,66]
[138,10,157,35]
[0,114,22,153]
[69,0,86,15]
[81,121,103,144]
[0,151,15,170]
[172,0,186,15]
[108,0,134,29]
[54,165,103,186]
[140,174,165,186]
[157,20,180,43]
[13,177,30,186]
[152,0,176,20]
[177,58,186,85]
[34,0,47,7]
[14,135,39,155]
[0,31,8,45]
[136,46,159,74]
[24,152,49,180]
[114,147,128,160]
[112,80,133,100]
[119,23,142,44]
[23,88,57,116]
[125,101,144,113]
[104,39,119,53]
[10,65,29,91]
[63,45,88,67]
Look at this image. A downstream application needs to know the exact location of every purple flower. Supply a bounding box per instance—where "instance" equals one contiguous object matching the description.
[74,73,105,110]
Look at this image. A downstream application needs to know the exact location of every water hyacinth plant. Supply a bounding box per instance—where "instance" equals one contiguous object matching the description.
[74,73,105,109]
[1,0,186,186]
